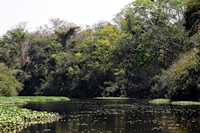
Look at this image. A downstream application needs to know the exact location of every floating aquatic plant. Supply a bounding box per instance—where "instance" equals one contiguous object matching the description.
[0,106,60,132]
[0,96,70,132]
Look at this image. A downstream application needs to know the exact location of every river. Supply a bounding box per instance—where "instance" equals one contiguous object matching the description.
[20,99,200,133]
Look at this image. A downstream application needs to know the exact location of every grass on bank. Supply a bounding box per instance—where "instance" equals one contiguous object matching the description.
[0,96,70,105]
[148,99,170,104]
[94,97,130,100]
[171,101,200,105]
[149,98,200,105]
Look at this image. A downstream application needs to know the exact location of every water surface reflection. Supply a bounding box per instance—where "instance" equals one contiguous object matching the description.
[20,99,200,133]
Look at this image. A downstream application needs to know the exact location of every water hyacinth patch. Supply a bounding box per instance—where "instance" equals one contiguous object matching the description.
[0,96,70,132]
[0,106,60,132]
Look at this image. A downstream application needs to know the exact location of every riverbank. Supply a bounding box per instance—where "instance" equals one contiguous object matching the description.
[0,96,70,132]
[0,96,70,105]
[149,98,200,105]
[148,99,170,104]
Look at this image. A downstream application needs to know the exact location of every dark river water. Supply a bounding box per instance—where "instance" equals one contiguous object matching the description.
[19,99,200,133]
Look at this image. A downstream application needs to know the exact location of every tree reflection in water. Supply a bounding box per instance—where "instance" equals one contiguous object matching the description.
[20,99,200,133]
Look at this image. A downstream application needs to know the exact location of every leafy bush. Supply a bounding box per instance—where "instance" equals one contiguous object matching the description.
[169,49,200,101]
[0,63,23,96]
[164,48,200,101]
[151,48,200,101]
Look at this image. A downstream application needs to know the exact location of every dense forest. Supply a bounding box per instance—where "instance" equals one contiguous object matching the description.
[0,0,199,101]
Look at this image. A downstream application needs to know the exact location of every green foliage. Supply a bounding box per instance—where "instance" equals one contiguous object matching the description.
[55,26,79,47]
[198,31,200,43]
[115,0,187,69]
[0,39,6,45]
[0,106,60,132]
[184,0,200,37]
[2,27,29,66]
[112,0,189,98]
[171,49,199,80]
[83,25,121,73]
[3,28,29,44]
[0,96,69,105]
[167,48,200,101]
[171,101,200,105]
[149,99,170,104]
[102,79,130,97]
[0,63,23,96]
[150,0,200,101]
[19,27,81,96]
[149,99,200,105]
[0,0,197,100]
[69,25,127,97]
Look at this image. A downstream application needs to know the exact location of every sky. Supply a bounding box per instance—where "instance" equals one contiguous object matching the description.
[0,0,134,36]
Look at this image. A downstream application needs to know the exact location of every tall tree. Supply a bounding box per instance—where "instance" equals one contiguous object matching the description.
[2,22,30,66]
[112,0,189,98]
[55,26,79,47]
[115,0,187,69]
